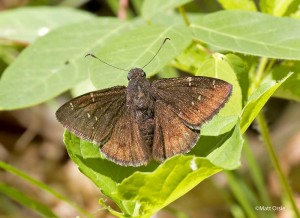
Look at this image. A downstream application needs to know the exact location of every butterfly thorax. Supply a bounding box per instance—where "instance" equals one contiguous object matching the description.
[126,68,155,147]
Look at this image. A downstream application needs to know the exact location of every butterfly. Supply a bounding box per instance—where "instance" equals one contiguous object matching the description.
[56,67,232,167]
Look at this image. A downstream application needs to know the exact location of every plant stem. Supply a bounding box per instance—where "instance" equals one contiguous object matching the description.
[256,113,300,217]
[226,171,257,218]
[243,139,273,207]
[249,57,268,95]
[178,6,190,26]
[0,161,91,217]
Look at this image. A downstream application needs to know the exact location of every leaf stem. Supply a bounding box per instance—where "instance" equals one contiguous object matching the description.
[249,57,268,95]
[256,113,300,217]
[178,6,190,26]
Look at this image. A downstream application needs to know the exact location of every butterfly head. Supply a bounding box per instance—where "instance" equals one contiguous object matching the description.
[127,68,146,80]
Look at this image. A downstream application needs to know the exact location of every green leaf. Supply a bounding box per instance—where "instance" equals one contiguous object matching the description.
[196,54,242,135]
[0,183,58,218]
[65,116,241,217]
[172,42,209,74]
[201,115,238,136]
[114,156,221,217]
[224,54,250,104]
[64,131,159,214]
[191,10,300,60]
[218,0,257,11]
[142,0,192,19]
[240,72,293,134]
[0,6,94,43]
[207,120,243,170]
[0,18,131,110]
[260,0,294,16]
[271,61,300,102]
[70,79,96,97]
[90,25,193,89]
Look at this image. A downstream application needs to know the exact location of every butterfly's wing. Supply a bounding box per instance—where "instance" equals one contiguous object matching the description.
[100,107,152,166]
[56,86,127,144]
[56,86,151,166]
[152,100,200,161]
[151,76,232,128]
[151,76,232,161]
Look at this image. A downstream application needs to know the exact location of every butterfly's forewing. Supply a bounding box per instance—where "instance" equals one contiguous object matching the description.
[56,86,126,145]
[151,77,232,129]
[100,107,152,166]
[152,100,200,162]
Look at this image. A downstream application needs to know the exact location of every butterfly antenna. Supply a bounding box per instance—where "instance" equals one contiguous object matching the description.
[142,37,170,69]
[85,54,128,71]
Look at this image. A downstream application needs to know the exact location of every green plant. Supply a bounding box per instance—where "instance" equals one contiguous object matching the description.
[1,0,300,217]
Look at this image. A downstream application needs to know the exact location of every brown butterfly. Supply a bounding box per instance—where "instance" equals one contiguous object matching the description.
[56,38,232,167]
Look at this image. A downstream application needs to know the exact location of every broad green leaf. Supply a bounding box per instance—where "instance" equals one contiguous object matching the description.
[66,116,241,217]
[207,120,243,170]
[114,156,221,217]
[196,54,242,135]
[0,183,58,218]
[156,65,181,79]
[70,79,96,97]
[260,0,294,16]
[224,54,250,104]
[64,131,159,214]
[240,73,293,133]
[142,0,192,19]
[90,25,193,89]
[0,161,89,216]
[191,11,300,60]
[0,7,94,43]
[201,115,238,136]
[0,18,131,110]
[150,12,203,26]
[172,42,209,74]
[271,61,300,102]
[218,0,257,11]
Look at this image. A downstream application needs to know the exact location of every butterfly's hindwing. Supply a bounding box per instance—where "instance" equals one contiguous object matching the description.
[152,100,200,162]
[100,107,152,166]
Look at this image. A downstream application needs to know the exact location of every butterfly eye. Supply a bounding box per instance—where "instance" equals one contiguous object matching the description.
[141,71,146,77]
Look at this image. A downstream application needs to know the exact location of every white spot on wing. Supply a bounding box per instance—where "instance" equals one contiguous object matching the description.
[191,101,195,106]
[212,80,216,88]
[69,102,74,110]
[95,116,98,121]
[187,77,192,87]
[87,113,91,118]
[90,93,95,102]
[198,95,202,101]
